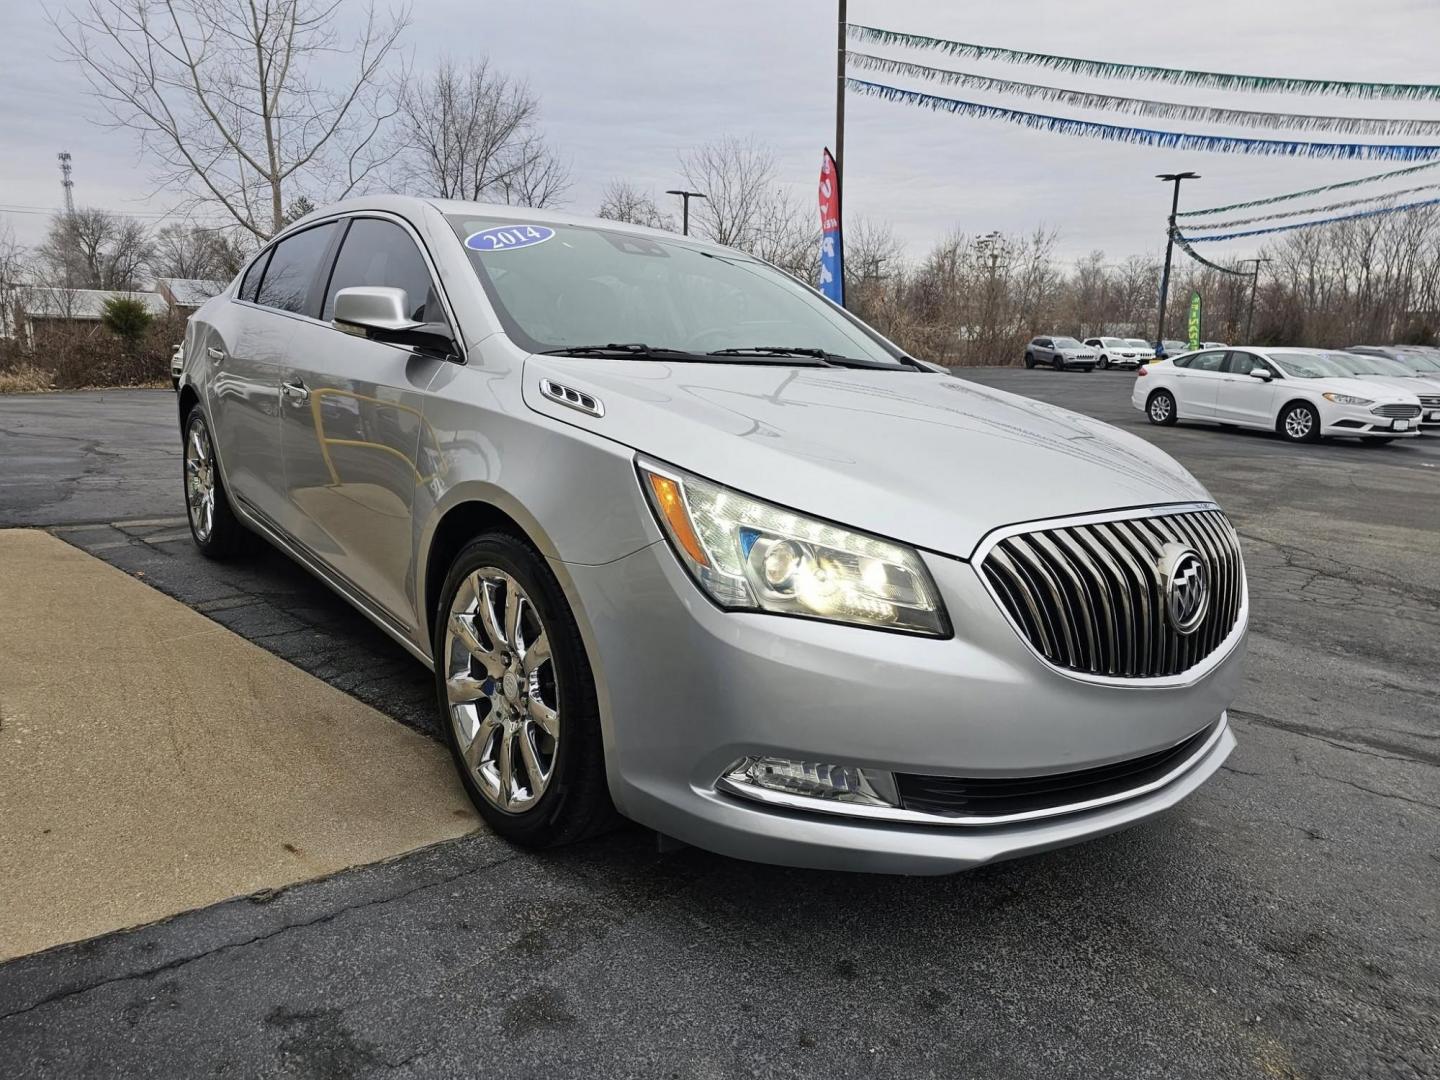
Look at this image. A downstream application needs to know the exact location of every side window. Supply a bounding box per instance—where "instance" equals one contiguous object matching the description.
[1225,351,1267,375]
[255,223,339,317]
[237,250,270,303]
[1187,350,1226,372]
[1171,355,1193,369]
[322,218,443,324]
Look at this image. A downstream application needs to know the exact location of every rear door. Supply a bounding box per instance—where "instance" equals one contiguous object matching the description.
[1168,349,1227,418]
[279,215,455,629]
[206,223,339,529]
[1215,350,1278,425]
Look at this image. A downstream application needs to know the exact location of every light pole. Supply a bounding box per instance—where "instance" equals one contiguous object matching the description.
[1155,172,1199,353]
[1240,257,1272,342]
[665,189,706,236]
[835,0,847,235]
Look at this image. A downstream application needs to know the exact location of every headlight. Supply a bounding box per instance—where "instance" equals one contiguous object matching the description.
[637,458,948,636]
[1322,392,1373,406]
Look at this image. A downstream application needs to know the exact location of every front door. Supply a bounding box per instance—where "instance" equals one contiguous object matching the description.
[279,216,454,630]
[1214,350,1278,425]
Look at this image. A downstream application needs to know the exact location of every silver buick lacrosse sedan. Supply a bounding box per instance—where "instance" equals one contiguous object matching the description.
[177,196,1245,874]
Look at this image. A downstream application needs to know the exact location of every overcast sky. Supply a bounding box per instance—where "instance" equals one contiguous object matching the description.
[3,0,1438,265]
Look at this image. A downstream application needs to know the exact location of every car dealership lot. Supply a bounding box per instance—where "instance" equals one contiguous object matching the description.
[0,379,1436,1079]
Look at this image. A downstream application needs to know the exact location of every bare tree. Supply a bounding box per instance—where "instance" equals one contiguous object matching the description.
[57,0,409,240]
[391,58,568,206]
[597,180,674,230]
[151,223,251,280]
[37,209,153,291]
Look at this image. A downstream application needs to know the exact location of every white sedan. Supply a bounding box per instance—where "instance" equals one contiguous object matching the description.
[1133,347,1423,444]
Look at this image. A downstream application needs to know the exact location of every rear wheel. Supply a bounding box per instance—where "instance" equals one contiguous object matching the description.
[1146,389,1178,426]
[183,406,249,559]
[434,533,613,847]
[1279,402,1321,443]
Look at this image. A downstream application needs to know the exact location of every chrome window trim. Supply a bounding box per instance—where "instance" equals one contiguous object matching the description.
[715,714,1229,827]
[970,502,1248,690]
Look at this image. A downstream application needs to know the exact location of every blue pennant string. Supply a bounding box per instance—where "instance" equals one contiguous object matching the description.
[1180,196,1440,241]
[846,78,1440,162]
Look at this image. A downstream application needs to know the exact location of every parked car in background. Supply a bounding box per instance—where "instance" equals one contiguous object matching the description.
[170,343,184,391]
[1084,337,1146,369]
[1024,336,1095,371]
[1335,350,1440,432]
[1125,337,1153,356]
[174,195,1244,873]
[1348,346,1440,429]
[1134,346,1422,444]
[1200,341,1227,350]
[1157,340,1190,359]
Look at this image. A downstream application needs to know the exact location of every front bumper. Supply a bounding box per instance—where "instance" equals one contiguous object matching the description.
[1320,402,1423,437]
[559,535,1243,875]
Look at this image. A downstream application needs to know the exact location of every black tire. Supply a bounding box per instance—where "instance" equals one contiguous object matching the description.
[182,405,249,559]
[1097,354,1110,370]
[1023,353,1035,369]
[1053,355,1065,371]
[1278,401,1321,443]
[433,533,613,848]
[1146,389,1178,426]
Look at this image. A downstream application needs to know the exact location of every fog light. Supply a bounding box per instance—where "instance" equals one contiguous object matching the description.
[721,756,898,808]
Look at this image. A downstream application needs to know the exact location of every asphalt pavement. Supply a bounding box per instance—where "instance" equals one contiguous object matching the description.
[0,375,1436,1079]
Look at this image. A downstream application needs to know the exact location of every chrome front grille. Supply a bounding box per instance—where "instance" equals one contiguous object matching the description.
[1372,403,1422,419]
[980,507,1244,680]
[1418,394,1440,407]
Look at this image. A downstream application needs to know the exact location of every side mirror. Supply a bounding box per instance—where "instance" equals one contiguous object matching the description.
[1248,367,1273,381]
[333,286,456,357]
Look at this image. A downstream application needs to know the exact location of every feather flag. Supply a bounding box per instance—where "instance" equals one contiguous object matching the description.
[846,52,1440,136]
[1179,160,1440,217]
[1183,182,1440,230]
[847,24,1440,102]
[1181,195,1440,242]
[846,79,1440,162]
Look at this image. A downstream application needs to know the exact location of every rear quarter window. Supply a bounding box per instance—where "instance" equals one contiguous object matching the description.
[255,222,339,317]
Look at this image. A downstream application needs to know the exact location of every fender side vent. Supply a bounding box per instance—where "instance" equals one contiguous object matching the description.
[539,378,604,417]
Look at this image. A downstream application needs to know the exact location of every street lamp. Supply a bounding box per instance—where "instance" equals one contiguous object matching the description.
[1155,172,1200,353]
[665,189,706,236]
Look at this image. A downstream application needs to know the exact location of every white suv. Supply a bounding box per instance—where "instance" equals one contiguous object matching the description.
[1084,337,1145,370]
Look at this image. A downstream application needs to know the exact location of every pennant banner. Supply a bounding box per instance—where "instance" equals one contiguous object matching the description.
[818,148,844,306]
[846,52,1440,136]
[1181,195,1440,242]
[1179,160,1440,217]
[847,24,1440,101]
[1170,231,1251,276]
[1184,182,1440,230]
[847,78,1440,162]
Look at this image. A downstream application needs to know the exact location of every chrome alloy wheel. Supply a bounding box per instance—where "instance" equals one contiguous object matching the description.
[184,421,217,542]
[1284,407,1313,439]
[1149,394,1172,422]
[444,568,559,813]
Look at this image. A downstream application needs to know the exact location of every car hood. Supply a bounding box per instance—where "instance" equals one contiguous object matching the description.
[1301,376,1420,401]
[523,358,1211,559]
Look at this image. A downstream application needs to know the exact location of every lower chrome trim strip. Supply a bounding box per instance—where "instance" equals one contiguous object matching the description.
[714,714,1229,828]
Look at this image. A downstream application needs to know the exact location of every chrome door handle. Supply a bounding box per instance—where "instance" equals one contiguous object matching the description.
[207,347,225,362]
[281,380,310,402]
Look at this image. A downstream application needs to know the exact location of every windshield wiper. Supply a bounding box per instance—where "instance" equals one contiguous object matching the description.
[708,346,921,370]
[538,342,699,359]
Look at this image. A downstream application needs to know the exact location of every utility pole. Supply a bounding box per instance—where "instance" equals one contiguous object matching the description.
[1155,171,1199,353]
[1240,257,1272,342]
[57,151,75,215]
[835,0,847,235]
[665,189,706,236]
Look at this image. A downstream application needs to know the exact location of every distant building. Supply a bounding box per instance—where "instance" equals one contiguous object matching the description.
[156,278,227,313]
[11,287,169,346]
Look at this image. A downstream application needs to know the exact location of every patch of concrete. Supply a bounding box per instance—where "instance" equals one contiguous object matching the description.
[0,529,479,962]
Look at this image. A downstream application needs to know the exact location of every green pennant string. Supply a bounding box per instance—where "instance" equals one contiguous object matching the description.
[847,23,1440,101]
[1181,195,1440,242]
[1170,231,1251,276]
[1178,160,1440,217]
[846,51,1440,136]
[1183,182,1440,230]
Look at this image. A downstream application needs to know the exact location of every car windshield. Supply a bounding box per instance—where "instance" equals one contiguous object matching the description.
[1334,352,1414,377]
[1052,337,1083,349]
[447,216,906,366]
[1101,337,1128,347]
[1396,350,1440,373]
[1268,350,1375,379]
[1127,339,1151,349]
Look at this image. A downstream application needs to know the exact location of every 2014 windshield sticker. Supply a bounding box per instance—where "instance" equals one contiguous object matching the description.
[465,225,555,252]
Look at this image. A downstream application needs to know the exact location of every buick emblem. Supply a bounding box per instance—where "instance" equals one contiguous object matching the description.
[1159,543,1209,635]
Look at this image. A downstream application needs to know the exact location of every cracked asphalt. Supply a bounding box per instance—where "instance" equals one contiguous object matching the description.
[1,376,1437,1079]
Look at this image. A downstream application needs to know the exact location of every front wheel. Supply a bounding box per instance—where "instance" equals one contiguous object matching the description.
[1053,356,1065,371]
[434,533,613,847]
[1146,389,1178,426]
[1023,353,1035,369]
[183,406,249,559]
[1279,402,1321,443]
[1097,354,1110,370]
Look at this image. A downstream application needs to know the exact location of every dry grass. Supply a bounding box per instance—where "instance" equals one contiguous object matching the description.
[0,366,55,394]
